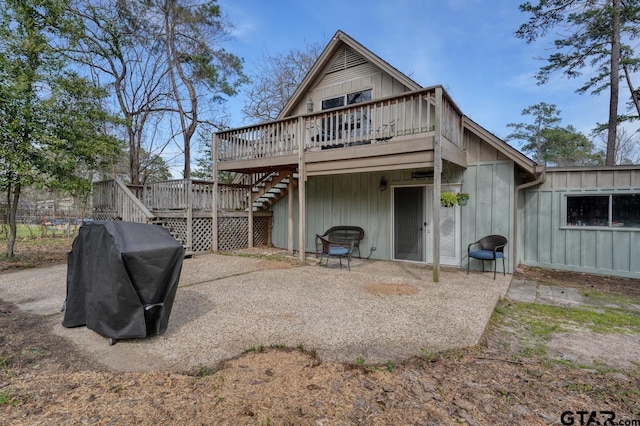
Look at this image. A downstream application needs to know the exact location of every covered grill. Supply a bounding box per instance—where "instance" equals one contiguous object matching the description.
[62,221,184,344]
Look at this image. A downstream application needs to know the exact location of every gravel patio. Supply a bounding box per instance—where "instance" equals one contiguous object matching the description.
[0,250,511,372]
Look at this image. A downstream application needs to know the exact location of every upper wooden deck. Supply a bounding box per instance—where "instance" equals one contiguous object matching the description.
[214,87,466,176]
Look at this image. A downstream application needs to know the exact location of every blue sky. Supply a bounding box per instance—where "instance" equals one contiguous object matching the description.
[216,0,616,152]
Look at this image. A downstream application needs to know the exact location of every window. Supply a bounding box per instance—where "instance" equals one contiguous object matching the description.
[347,89,372,105]
[321,89,372,110]
[321,96,344,110]
[613,194,640,227]
[318,89,373,140]
[566,194,640,228]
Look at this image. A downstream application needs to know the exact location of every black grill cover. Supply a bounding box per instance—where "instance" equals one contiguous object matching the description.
[63,221,184,340]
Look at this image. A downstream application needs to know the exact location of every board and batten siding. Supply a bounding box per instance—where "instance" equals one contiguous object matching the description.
[290,48,413,117]
[271,162,516,272]
[521,167,640,278]
[461,161,515,273]
[271,172,391,259]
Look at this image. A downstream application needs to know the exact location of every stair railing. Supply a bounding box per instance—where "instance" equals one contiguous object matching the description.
[112,179,155,223]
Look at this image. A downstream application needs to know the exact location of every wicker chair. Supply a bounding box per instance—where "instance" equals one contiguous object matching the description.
[467,235,507,279]
[318,226,365,258]
[315,234,354,271]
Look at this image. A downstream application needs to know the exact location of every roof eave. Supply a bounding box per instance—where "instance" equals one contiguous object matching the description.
[462,116,538,177]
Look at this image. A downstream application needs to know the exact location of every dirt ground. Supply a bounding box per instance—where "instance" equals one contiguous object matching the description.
[1,239,639,425]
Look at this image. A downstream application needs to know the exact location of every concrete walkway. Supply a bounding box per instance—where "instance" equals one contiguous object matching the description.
[506,279,585,306]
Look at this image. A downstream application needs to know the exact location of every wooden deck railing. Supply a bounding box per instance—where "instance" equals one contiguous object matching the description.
[93,180,154,222]
[218,184,250,211]
[216,87,462,162]
[94,179,251,215]
[147,179,249,211]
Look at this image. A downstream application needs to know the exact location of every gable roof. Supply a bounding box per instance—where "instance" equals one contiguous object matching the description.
[278,30,538,177]
[278,30,421,119]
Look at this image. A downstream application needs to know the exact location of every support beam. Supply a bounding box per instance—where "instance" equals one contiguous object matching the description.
[186,179,193,252]
[432,87,443,283]
[297,117,306,264]
[211,133,219,252]
[288,170,294,254]
[248,174,254,248]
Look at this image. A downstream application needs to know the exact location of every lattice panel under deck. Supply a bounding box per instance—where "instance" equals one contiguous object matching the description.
[192,218,212,252]
[253,217,270,246]
[93,213,269,253]
[93,210,118,221]
[163,218,188,248]
[218,217,248,251]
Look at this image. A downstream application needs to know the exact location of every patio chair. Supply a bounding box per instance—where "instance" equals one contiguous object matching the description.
[467,235,507,279]
[318,226,365,258]
[315,234,354,271]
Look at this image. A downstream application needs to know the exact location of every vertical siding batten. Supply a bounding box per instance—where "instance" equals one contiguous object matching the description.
[522,168,640,277]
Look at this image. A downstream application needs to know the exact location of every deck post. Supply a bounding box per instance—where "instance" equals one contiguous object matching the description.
[433,87,443,283]
[287,170,294,254]
[297,117,306,264]
[212,133,219,252]
[186,179,193,253]
[248,173,254,248]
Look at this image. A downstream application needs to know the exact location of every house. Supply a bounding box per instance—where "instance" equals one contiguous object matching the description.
[520,166,640,278]
[212,30,640,280]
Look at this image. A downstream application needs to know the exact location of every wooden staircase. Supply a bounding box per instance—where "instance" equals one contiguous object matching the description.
[250,172,299,211]
[151,218,193,257]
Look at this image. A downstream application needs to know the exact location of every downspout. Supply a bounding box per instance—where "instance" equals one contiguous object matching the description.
[513,165,546,272]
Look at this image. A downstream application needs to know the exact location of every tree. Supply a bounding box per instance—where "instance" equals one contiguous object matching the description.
[0,0,119,257]
[72,0,246,181]
[507,102,562,163]
[69,0,175,186]
[192,126,233,182]
[96,148,172,184]
[507,103,600,166]
[541,125,601,166]
[516,0,640,165]
[148,0,246,179]
[593,125,640,164]
[242,41,324,122]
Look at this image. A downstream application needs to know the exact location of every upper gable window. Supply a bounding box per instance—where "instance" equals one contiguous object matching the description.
[347,89,372,105]
[321,89,372,110]
[321,96,345,110]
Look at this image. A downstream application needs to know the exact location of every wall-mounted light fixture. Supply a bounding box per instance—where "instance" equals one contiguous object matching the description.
[306,98,314,113]
[379,177,388,191]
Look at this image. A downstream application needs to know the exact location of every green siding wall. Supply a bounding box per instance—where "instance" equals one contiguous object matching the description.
[271,161,516,273]
[271,172,391,259]
[521,188,640,278]
[461,161,515,273]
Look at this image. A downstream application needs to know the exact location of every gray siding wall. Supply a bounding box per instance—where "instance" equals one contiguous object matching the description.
[461,161,515,273]
[521,186,640,278]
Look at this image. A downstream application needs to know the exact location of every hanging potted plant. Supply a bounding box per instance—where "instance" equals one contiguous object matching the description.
[456,192,470,206]
[440,192,458,207]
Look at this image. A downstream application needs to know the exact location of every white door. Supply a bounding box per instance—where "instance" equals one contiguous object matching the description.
[425,187,461,265]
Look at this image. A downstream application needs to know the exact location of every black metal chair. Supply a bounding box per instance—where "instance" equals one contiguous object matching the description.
[315,234,354,271]
[467,235,507,279]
